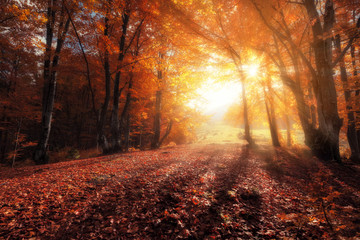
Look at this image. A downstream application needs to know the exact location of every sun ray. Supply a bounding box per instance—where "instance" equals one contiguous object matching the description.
[247,64,259,77]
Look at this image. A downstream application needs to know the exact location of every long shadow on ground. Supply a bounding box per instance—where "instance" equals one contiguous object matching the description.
[40,144,360,239]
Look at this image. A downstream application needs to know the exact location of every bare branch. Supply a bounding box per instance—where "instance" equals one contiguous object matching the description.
[332,17,360,68]
[250,0,318,80]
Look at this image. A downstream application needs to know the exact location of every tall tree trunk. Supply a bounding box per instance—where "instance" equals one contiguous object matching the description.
[120,74,133,152]
[308,83,317,128]
[97,14,111,153]
[283,89,292,146]
[0,129,9,164]
[351,44,360,161]
[159,120,173,146]
[269,85,280,147]
[11,118,22,168]
[124,114,131,151]
[151,89,162,149]
[0,116,8,163]
[228,51,254,146]
[151,51,164,149]
[252,0,339,160]
[335,35,360,161]
[280,73,317,152]
[0,129,3,163]
[272,34,317,152]
[111,11,130,152]
[264,85,280,147]
[254,0,342,161]
[242,81,254,146]
[33,1,70,164]
[303,0,342,161]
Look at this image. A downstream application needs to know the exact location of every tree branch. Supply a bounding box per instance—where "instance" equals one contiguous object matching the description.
[64,4,97,119]
[251,0,318,80]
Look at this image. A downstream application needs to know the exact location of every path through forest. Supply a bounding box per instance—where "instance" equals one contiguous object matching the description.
[1,139,359,239]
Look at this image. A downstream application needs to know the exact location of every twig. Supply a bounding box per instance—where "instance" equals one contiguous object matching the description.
[12,118,22,168]
[320,198,334,231]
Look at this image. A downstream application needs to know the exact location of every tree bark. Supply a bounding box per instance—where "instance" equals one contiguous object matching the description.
[33,1,70,164]
[264,85,280,147]
[242,81,254,146]
[351,44,360,161]
[110,10,130,152]
[283,89,292,146]
[12,118,22,168]
[303,0,342,161]
[0,116,9,163]
[120,74,133,152]
[159,120,173,146]
[335,35,359,161]
[97,14,111,153]
[253,0,342,161]
[151,51,164,149]
[151,89,162,149]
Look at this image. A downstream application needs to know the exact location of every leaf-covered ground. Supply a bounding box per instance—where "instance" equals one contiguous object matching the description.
[1,143,359,239]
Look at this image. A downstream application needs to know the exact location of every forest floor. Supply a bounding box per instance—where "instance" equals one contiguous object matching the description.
[1,126,360,239]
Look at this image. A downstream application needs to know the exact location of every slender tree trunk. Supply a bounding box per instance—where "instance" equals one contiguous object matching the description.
[242,81,254,146]
[280,73,317,151]
[264,85,280,147]
[33,0,56,164]
[335,35,360,161]
[1,129,9,164]
[283,89,292,146]
[308,83,317,128]
[33,1,70,164]
[151,51,164,149]
[12,118,22,168]
[285,111,292,146]
[0,116,7,163]
[139,125,143,150]
[120,74,133,151]
[269,86,280,147]
[0,129,3,163]
[229,52,254,146]
[97,14,111,153]
[151,90,162,149]
[124,114,131,151]
[273,35,316,151]
[159,120,173,146]
[351,44,360,161]
[111,11,130,152]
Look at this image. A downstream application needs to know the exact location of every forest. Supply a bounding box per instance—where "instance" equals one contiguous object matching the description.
[0,0,360,239]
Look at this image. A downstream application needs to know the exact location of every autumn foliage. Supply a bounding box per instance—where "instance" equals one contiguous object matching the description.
[0,0,360,238]
[0,0,359,164]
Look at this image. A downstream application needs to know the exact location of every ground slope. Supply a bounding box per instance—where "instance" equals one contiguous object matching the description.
[0,143,359,239]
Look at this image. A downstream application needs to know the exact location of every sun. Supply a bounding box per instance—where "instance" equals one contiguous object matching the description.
[190,79,242,119]
[247,64,259,77]
[187,59,244,120]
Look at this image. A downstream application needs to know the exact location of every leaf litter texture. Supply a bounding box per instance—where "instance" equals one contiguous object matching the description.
[0,143,359,239]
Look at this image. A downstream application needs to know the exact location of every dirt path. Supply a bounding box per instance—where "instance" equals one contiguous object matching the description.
[0,143,359,239]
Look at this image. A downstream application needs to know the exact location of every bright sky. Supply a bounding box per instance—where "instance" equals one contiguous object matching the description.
[197,79,242,115]
[189,63,258,120]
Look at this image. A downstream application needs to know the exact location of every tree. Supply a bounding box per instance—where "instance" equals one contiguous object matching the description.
[151,52,164,149]
[109,2,130,152]
[0,0,40,164]
[263,76,281,147]
[33,0,72,164]
[250,0,359,161]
